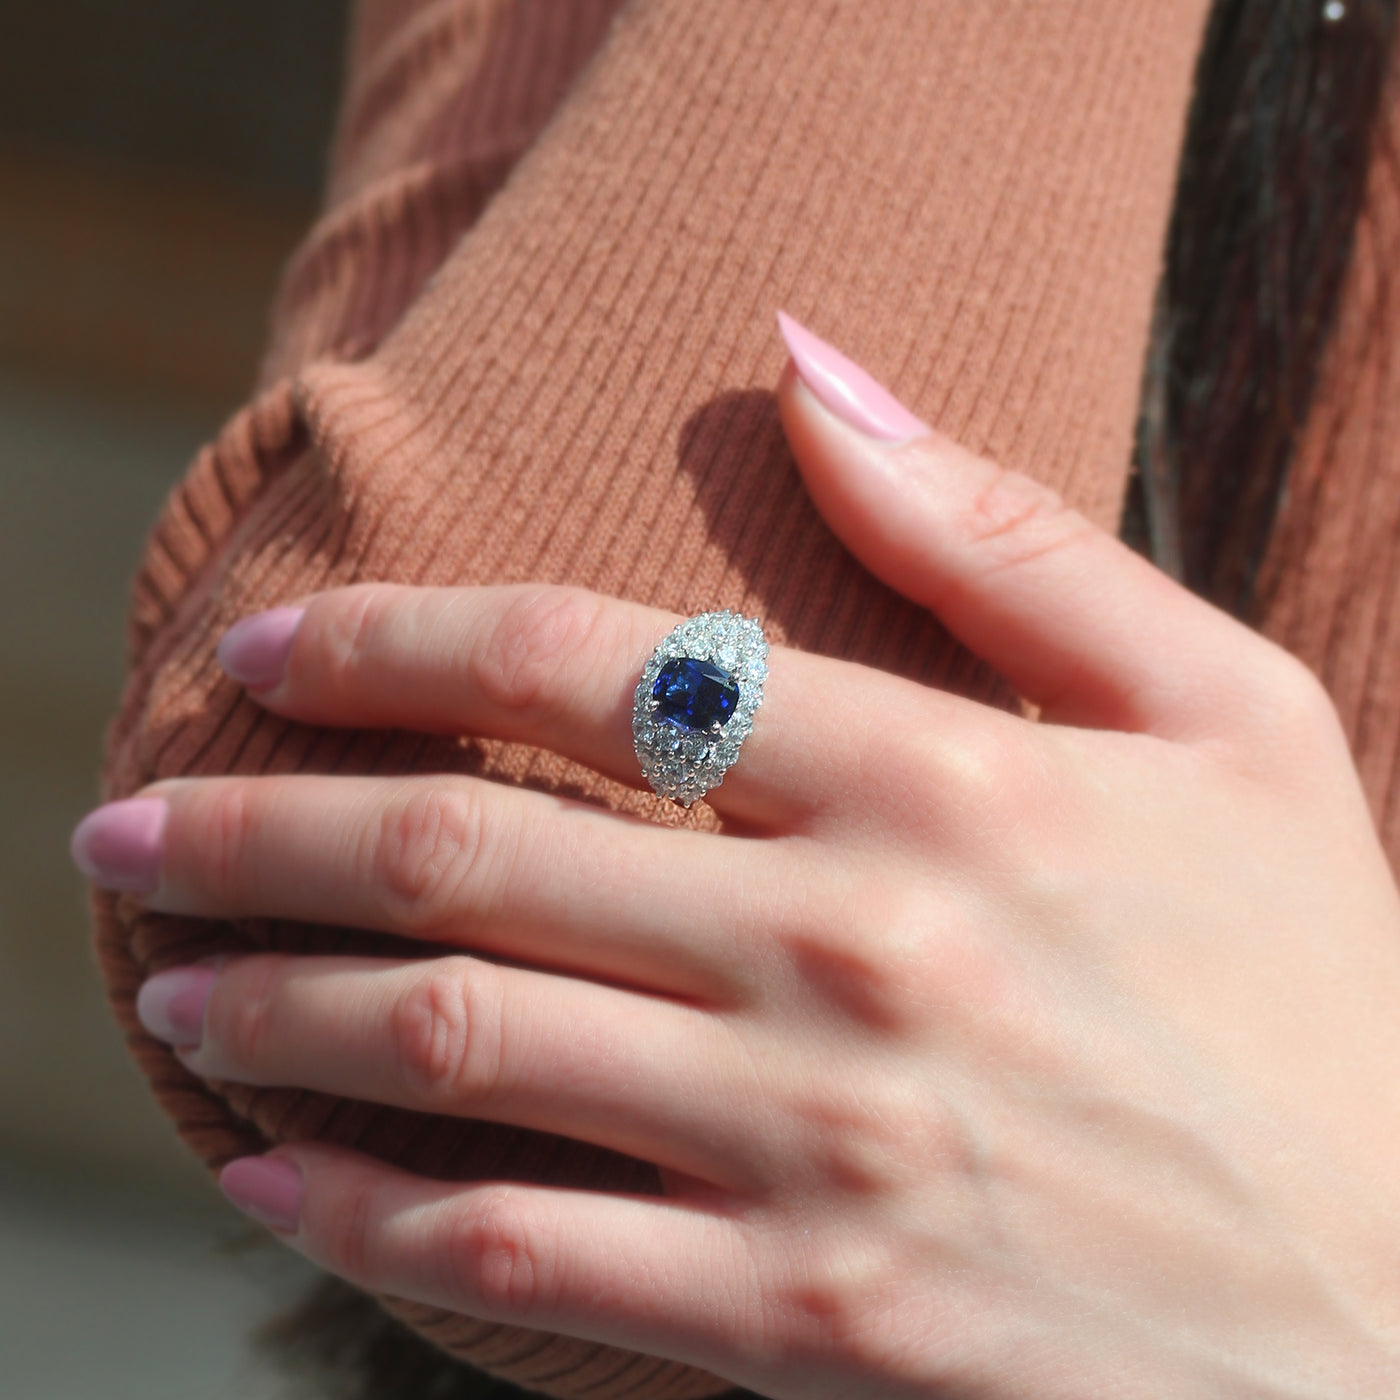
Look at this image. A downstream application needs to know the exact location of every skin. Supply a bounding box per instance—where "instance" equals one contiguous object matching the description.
[110,363,1400,1397]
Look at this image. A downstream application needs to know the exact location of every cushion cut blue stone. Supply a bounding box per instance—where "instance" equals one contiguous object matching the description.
[652,657,739,731]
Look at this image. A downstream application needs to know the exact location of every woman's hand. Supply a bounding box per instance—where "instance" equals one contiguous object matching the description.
[72,315,1400,1398]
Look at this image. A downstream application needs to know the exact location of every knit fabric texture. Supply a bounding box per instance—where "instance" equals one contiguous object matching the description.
[89,1,1400,1394]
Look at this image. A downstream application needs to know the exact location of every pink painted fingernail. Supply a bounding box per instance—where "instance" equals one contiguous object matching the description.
[777,310,931,443]
[220,1156,303,1233]
[136,966,217,1048]
[69,797,168,893]
[217,607,305,691]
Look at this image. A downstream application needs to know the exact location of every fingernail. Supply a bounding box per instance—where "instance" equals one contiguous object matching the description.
[220,1156,303,1233]
[136,966,217,1048]
[777,310,931,443]
[217,607,305,691]
[69,797,168,893]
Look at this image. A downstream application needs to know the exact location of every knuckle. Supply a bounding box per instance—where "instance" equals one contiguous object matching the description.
[391,957,505,1106]
[323,1172,378,1281]
[900,718,1028,834]
[1263,651,1340,733]
[780,899,921,1036]
[216,954,282,1067]
[960,462,1092,574]
[373,785,487,935]
[790,1073,987,1206]
[783,875,1029,1041]
[475,586,609,719]
[198,783,257,906]
[761,1237,892,1371]
[1226,647,1350,778]
[322,583,405,694]
[443,1189,549,1316]
[918,927,1024,1025]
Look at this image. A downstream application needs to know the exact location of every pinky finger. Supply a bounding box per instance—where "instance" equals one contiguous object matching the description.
[221,1144,748,1378]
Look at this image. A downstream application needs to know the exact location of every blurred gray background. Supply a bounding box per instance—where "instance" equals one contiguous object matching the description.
[0,3,353,1394]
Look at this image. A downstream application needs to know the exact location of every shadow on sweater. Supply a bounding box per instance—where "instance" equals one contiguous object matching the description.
[675,387,1016,711]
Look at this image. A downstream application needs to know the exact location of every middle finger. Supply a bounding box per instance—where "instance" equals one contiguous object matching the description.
[136,772,777,1000]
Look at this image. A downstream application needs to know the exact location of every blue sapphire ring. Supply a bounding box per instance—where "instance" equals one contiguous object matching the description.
[632,611,769,807]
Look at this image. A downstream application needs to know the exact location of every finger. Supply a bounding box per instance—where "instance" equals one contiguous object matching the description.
[220,1143,747,1383]
[136,772,776,1001]
[161,954,754,1187]
[776,312,1309,745]
[215,580,935,826]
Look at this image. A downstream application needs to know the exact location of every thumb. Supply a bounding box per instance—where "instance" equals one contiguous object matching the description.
[774,310,1288,742]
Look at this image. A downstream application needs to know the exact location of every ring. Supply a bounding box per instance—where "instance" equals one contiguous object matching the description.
[632,611,769,807]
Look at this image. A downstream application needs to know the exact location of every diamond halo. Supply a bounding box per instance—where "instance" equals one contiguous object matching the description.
[632,611,769,807]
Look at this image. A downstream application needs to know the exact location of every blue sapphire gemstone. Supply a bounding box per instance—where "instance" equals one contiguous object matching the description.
[652,657,740,731]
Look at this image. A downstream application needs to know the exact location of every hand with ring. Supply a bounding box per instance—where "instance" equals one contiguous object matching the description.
[71,314,1400,1398]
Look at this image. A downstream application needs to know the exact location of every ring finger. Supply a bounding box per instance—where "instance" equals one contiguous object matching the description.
[219,581,970,827]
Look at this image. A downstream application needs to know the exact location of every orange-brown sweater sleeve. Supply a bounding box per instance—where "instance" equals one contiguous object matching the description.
[95,2,1214,1396]
[261,0,629,379]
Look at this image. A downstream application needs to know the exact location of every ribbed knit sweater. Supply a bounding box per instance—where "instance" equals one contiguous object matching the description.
[90,2,1400,1395]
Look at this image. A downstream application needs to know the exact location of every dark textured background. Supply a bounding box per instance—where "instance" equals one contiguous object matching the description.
[0,0,346,191]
